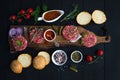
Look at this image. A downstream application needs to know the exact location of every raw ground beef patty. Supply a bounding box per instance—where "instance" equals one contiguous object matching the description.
[30,28,44,44]
[62,25,79,41]
[81,31,97,47]
[12,35,28,51]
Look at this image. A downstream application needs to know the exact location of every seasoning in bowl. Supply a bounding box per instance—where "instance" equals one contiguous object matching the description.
[71,50,83,63]
[52,50,67,66]
[44,29,56,42]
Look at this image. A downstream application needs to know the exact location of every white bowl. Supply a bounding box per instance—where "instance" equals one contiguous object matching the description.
[44,29,56,42]
[37,10,64,23]
[52,50,67,66]
[70,34,82,43]
[71,50,83,63]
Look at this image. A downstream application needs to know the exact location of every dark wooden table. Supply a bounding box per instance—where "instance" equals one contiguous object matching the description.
[0,0,120,80]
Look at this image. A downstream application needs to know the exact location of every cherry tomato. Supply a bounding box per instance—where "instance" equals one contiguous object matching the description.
[97,49,104,56]
[27,8,33,13]
[20,9,26,15]
[18,18,23,23]
[10,15,17,20]
[86,55,93,62]
[25,14,31,19]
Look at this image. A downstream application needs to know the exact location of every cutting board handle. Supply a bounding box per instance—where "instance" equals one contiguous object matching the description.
[97,36,111,44]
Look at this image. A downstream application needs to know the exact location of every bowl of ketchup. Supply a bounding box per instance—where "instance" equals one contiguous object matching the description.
[44,29,56,42]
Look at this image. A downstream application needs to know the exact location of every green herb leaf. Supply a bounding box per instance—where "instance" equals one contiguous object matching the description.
[61,4,79,22]
[31,6,41,24]
[42,4,48,12]
[16,40,22,46]
[52,25,58,34]
[31,4,48,24]
[59,26,63,35]
[79,40,84,45]
[89,57,100,64]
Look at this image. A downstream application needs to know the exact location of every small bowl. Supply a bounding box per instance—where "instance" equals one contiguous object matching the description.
[37,10,64,23]
[71,50,83,63]
[52,50,67,66]
[70,34,82,43]
[44,29,56,42]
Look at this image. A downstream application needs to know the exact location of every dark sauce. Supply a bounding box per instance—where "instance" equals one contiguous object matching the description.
[45,31,55,40]
[44,11,61,21]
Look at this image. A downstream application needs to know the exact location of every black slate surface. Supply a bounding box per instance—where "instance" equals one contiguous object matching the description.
[0,0,120,80]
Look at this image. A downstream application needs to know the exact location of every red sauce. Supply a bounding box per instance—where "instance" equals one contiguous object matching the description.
[44,11,61,21]
[45,31,55,40]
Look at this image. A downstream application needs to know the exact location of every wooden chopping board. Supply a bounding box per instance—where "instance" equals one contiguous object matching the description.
[9,25,111,53]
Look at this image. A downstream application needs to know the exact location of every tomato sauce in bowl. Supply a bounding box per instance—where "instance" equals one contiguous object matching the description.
[44,29,56,42]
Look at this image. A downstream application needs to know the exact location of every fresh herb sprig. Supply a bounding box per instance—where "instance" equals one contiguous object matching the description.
[31,6,41,24]
[31,4,48,24]
[30,27,42,43]
[61,4,79,22]
[42,4,48,12]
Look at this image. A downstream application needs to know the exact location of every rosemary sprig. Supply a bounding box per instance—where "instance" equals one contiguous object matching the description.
[30,27,42,42]
[61,4,79,22]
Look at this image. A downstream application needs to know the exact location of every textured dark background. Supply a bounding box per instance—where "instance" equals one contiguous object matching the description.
[0,0,120,80]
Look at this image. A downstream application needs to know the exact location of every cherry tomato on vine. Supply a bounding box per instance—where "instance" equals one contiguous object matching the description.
[86,55,93,62]
[97,49,104,56]
[27,8,33,13]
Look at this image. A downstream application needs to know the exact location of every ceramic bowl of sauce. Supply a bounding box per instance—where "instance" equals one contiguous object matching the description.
[37,10,64,23]
[71,50,83,63]
[44,29,56,42]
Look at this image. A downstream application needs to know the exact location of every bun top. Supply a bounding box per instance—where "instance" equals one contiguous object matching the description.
[38,51,50,65]
[33,56,46,70]
[10,60,22,74]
